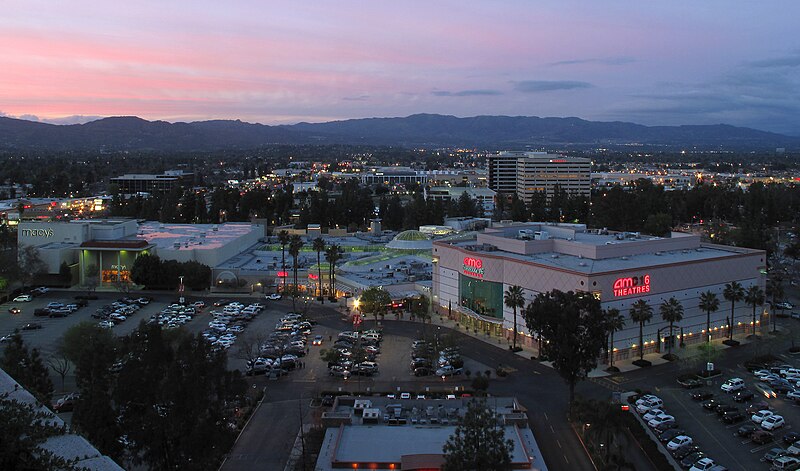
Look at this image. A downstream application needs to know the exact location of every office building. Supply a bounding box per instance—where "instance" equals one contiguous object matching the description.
[109,170,193,194]
[488,152,591,202]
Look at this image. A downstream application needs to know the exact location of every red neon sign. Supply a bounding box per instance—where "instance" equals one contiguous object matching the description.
[308,273,319,280]
[613,274,651,297]
[277,271,288,278]
[462,256,485,278]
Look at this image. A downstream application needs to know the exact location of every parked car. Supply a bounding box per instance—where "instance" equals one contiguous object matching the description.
[746,401,772,415]
[13,294,32,302]
[722,411,745,424]
[51,392,79,413]
[691,391,714,401]
[751,430,774,445]
[643,408,668,422]
[689,458,716,471]
[8,307,21,315]
[733,389,755,402]
[783,432,800,445]
[771,456,800,470]
[787,390,800,402]
[413,367,434,377]
[764,447,789,463]
[680,452,706,469]
[762,415,786,431]
[753,410,775,424]
[21,323,42,330]
[737,423,757,438]
[679,378,703,389]
[666,435,693,451]
[648,414,676,428]
[702,399,723,411]
[672,443,701,460]
[659,428,685,443]
[637,397,664,414]
[435,365,463,377]
[715,404,737,416]
[721,378,745,393]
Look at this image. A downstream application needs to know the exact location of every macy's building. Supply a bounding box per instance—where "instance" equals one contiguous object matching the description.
[432,223,767,361]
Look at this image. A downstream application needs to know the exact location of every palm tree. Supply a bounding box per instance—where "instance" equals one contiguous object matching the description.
[699,291,720,344]
[312,237,326,302]
[604,308,625,371]
[288,235,304,311]
[659,297,684,359]
[723,281,744,341]
[325,243,343,300]
[745,285,765,336]
[503,286,525,351]
[629,300,653,362]
[278,230,289,294]
[767,276,785,333]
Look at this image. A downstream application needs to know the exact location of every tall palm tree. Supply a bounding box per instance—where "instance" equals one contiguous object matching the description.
[503,286,525,350]
[699,291,720,344]
[288,235,304,311]
[723,281,745,341]
[325,243,343,300]
[278,230,289,293]
[312,237,326,302]
[604,308,625,370]
[767,276,785,333]
[629,300,653,361]
[745,285,766,336]
[659,297,684,358]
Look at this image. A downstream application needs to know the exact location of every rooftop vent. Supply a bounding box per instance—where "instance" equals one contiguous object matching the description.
[655,252,662,256]
[578,262,587,267]
[621,256,629,260]
[551,254,559,259]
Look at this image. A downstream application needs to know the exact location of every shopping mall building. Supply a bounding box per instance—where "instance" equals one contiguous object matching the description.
[432,223,767,361]
[17,219,264,287]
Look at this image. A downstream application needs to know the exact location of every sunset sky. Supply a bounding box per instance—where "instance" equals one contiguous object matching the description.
[3,1,799,134]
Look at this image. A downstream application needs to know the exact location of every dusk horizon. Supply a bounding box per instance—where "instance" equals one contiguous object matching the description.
[3,1,800,134]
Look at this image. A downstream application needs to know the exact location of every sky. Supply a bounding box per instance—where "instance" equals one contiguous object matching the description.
[2,1,800,134]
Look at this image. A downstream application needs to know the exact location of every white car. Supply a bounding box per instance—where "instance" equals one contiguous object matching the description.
[647,414,675,428]
[762,415,785,430]
[400,392,411,400]
[13,295,32,302]
[643,408,667,422]
[688,457,715,471]
[787,390,800,402]
[635,398,664,414]
[721,378,745,393]
[267,293,282,300]
[752,410,774,424]
[666,435,693,451]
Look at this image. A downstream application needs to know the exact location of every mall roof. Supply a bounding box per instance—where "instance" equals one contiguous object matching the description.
[136,222,257,251]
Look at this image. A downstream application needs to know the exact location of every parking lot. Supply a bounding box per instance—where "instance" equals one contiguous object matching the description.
[635,357,800,470]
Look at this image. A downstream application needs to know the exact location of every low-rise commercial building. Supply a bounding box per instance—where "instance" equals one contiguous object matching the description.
[433,222,766,360]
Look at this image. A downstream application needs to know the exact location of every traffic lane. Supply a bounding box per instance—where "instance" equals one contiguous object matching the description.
[221,398,304,471]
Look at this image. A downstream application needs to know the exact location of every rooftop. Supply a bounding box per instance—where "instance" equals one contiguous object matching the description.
[136,222,257,251]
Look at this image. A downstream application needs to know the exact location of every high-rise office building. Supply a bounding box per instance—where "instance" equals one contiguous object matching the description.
[487,151,590,203]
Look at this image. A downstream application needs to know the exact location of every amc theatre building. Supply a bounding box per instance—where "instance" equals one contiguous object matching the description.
[432,223,767,360]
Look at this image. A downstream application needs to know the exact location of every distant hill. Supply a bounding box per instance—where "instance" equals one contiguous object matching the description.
[0,114,796,151]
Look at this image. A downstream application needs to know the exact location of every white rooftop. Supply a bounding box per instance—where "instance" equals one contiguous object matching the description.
[137,222,257,251]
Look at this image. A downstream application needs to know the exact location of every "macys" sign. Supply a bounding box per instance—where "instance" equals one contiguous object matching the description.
[20,228,54,238]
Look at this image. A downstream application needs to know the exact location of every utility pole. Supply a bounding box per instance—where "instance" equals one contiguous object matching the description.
[298,393,307,471]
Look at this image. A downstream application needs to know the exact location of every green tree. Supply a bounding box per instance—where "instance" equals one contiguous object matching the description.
[114,323,246,470]
[604,308,625,370]
[359,286,392,322]
[58,261,72,286]
[409,294,430,323]
[0,394,79,470]
[0,334,54,405]
[312,237,326,301]
[83,263,100,295]
[723,281,744,341]
[442,399,513,471]
[522,290,609,408]
[503,285,525,350]
[278,230,290,293]
[629,299,653,362]
[699,291,720,343]
[659,297,684,359]
[17,245,47,289]
[643,212,673,236]
[745,285,765,336]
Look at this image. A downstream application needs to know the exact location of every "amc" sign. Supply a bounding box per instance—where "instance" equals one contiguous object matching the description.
[612,274,651,297]
[462,256,485,278]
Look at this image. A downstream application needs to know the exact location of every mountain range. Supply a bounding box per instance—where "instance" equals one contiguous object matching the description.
[0,114,796,151]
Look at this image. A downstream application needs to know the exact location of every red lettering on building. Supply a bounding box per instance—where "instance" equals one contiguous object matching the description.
[462,256,485,278]
[612,274,651,297]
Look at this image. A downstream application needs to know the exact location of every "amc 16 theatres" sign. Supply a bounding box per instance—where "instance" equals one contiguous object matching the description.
[612,274,651,297]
